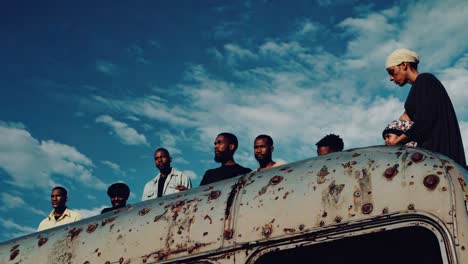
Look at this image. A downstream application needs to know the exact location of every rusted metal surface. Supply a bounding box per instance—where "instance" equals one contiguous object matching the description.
[0,146,467,263]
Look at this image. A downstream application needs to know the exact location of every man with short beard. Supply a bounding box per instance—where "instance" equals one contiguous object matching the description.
[199,132,252,186]
[254,134,285,172]
[38,186,82,231]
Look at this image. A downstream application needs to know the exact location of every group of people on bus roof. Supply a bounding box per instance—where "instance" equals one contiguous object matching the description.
[36,48,466,231]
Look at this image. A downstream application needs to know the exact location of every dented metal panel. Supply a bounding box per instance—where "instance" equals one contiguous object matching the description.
[0,146,467,264]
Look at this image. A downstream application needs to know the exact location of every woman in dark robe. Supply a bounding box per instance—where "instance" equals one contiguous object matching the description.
[385,48,466,168]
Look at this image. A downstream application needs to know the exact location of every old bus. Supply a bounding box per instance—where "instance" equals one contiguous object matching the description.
[1,146,467,263]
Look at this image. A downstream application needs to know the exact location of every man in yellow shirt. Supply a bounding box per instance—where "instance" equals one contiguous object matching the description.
[37,186,82,231]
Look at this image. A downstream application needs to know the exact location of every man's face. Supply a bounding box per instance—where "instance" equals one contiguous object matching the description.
[154,150,171,171]
[214,135,232,163]
[387,64,407,86]
[384,133,399,146]
[110,195,127,209]
[51,189,66,209]
[317,146,334,156]
[254,138,272,163]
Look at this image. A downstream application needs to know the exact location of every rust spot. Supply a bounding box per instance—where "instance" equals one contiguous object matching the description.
[361,203,373,214]
[154,210,167,222]
[352,153,361,157]
[209,190,221,200]
[119,257,124,264]
[423,175,440,190]
[223,229,234,240]
[317,165,330,184]
[442,187,447,191]
[287,169,294,173]
[319,220,325,227]
[322,211,327,217]
[458,177,467,192]
[138,208,151,216]
[262,224,273,237]
[384,165,399,179]
[204,215,212,224]
[408,204,415,210]
[279,166,291,171]
[283,192,290,199]
[283,228,296,233]
[299,224,305,231]
[84,261,90,264]
[270,175,284,185]
[203,232,208,236]
[68,227,83,241]
[382,207,389,214]
[10,244,19,252]
[341,161,357,169]
[38,236,48,247]
[10,249,19,260]
[410,152,424,162]
[101,217,116,226]
[334,216,342,223]
[86,223,98,233]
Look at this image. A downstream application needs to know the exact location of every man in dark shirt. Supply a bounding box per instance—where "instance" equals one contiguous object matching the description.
[101,183,130,214]
[200,132,252,185]
[385,48,466,168]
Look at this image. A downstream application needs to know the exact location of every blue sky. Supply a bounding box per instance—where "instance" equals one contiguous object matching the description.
[1,0,467,242]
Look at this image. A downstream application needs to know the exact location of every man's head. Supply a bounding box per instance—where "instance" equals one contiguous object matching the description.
[214,132,238,163]
[51,186,68,209]
[316,134,344,156]
[386,48,419,86]
[382,119,414,146]
[154,148,172,172]
[107,182,130,209]
[254,135,274,165]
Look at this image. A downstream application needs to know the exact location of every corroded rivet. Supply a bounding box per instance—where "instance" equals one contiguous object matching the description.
[423,175,440,190]
[354,191,361,197]
[261,224,273,237]
[384,167,397,179]
[38,237,48,247]
[442,187,447,191]
[361,203,373,214]
[299,224,305,231]
[334,216,342,223]
[208,190,221,200]
[86,223,98,233]
[270,175,284,185]
[408,204,415,210]
[223,229,234,240]
[411,152,424,162]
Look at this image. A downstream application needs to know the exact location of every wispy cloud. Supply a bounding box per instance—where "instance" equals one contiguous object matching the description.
[95,115,149,146]
[0,123,106,190]
[0,217,36,239]
[0,193,46,215]
[101,160,126,176]
[75,206,106,218]
[95,60,119,75]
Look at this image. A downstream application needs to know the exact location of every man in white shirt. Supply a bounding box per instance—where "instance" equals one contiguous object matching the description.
[142,148,192,201]
[38,186,82,231]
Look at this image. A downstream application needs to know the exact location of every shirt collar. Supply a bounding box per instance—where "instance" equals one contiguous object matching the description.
[152,167,175,183]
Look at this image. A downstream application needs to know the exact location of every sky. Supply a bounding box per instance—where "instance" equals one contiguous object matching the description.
[1,0,467,242]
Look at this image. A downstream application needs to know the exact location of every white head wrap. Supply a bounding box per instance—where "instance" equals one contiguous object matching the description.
[385,48,419,68]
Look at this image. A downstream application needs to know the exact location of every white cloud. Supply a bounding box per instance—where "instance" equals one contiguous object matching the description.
[101,160,126,176]
[224,43,258,65]
[183,170,198,180]
[75,206,106,218]
[95,115,149,146]
[0,217,36,238]
[0,193,45,215]
[95,60,118,75]
[0,123,106,190]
